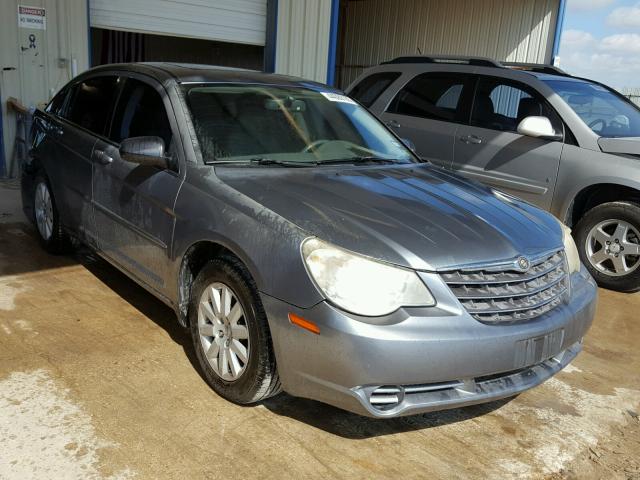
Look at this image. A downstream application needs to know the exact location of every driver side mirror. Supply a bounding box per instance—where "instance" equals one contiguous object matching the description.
[120,136,169,169]
[516,116,562,142]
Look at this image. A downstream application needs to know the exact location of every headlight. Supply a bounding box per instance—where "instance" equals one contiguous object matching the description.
[302,238,435,316]
[560,222,581,274]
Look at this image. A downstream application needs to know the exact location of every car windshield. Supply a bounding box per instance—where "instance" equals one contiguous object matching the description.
[544,79,640,138]
[183,84,415,165]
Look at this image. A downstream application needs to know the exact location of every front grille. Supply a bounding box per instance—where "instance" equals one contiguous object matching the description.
[441,251,569,323]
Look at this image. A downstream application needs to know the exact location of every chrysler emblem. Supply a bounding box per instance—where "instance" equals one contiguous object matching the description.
[516,256,530,272]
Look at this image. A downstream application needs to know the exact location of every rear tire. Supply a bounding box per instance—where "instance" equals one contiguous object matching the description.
[33,172,71,254]
[189,257,281,404]
[574,201,640,292]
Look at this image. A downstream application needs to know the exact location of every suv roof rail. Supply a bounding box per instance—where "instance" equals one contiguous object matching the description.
[502,62,569,76]
[381,55,502,68]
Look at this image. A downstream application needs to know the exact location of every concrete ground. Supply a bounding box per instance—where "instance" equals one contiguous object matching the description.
[0,181,639,480]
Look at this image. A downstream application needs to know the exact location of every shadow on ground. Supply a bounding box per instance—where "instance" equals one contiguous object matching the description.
[1,221,514,440]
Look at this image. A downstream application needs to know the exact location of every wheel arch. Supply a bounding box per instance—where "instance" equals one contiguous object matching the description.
[565,182,640,227]
[176,239,262,328]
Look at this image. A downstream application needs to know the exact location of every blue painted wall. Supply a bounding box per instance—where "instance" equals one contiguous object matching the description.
[552,0,567,65]
[326,0,340,85]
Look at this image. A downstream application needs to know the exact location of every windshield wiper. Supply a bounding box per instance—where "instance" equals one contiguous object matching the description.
[209,158,315,167]
[315,156,403,165]
[249,158,315,167]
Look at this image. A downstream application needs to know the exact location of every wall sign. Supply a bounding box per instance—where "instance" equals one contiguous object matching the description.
[18,5,46,30]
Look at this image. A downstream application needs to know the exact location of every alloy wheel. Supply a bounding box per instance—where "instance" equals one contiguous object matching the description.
[34,182,54,241]
[197,282,250,381]
[585,219,640,277]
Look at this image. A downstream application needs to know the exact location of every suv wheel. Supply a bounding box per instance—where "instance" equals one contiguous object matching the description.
[189,257,281,404]
[33,173,70,254]
[574,201,640,292]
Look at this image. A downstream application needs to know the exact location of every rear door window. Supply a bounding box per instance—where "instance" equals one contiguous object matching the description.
[471,76,563,134]
[46,87,71,117]
[66,76,120,136]
[387,73,469,122]
[349,72,401,107]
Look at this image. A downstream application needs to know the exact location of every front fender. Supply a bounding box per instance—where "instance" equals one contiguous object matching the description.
[170,170,324,315]
[552,146,640,223]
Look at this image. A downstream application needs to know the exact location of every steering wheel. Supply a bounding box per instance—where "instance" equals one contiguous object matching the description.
[301,139,332,153]
[588,118,607,132]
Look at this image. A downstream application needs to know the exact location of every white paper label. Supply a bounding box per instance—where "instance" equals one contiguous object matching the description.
[320,92,357,104]
[18,5,46,30]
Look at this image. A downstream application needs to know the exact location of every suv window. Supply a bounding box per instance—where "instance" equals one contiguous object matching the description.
[109,78,174,164]
[471,77,562,135]
[349,72,401,107]
[387,73,467,122]
[66,76,119,135]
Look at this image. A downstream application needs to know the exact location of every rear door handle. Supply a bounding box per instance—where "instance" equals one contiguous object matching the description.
[94,149,114,165]
[385,119,401,128]
[459,134,483,145]
[46,122,63,137]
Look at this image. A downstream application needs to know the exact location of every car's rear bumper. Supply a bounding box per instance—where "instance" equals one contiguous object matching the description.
[261,267,597,418]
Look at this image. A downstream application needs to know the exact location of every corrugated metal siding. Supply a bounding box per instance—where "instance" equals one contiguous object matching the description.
[1,0,89,177]
[90,0,267,46]
[338,0,560,88]
[621,87,640,108]
[275,0,332,82]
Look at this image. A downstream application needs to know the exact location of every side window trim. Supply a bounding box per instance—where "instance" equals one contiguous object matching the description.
[105,76,128,142]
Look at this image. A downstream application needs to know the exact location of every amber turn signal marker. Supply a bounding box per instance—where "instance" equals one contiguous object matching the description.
[288,313,320,334]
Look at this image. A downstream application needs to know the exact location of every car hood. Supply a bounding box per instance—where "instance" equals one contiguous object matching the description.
[598,137,640,155]
[216,164,562,271]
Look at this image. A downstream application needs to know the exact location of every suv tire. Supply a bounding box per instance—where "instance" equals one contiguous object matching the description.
[574,201,640,292]
[189,257,281,404]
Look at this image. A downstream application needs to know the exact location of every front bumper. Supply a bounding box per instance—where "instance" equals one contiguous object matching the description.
[262,266,597,418]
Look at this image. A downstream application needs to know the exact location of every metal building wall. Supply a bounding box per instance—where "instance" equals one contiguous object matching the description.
[90,0,268,46]
[338,0,560,87]
[621,88,640,108]
[275,0,333,83]
[0,0,89,177]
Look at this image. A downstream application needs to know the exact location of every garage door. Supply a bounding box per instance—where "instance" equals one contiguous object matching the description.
[90,0,267,46]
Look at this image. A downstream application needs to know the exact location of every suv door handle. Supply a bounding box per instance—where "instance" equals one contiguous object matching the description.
[94,150,114,165]
[385,119,401,128]
[460,134,483,145]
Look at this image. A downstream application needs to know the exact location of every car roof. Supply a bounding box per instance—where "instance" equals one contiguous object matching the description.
[83,62,333,89]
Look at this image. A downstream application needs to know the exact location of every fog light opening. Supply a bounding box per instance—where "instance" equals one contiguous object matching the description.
[370,386,403,410]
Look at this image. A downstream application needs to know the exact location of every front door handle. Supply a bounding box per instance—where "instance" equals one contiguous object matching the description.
[385,119,401,128]
[460,134,483,145]
[94,150,114,165]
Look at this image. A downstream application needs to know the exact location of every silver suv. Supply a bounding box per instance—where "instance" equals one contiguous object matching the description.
[348,56,640,292]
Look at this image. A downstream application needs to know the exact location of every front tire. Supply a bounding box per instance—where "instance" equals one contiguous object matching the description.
[189,257,281,404]
[33,173,70,254]
[574,201,640,292]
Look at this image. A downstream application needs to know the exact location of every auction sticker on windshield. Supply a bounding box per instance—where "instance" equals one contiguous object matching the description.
[320,92,357,104]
